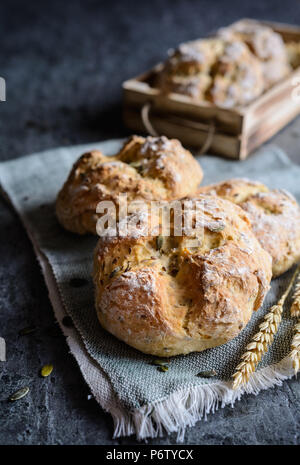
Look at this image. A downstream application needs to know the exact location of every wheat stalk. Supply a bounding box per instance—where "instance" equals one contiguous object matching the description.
[288,267,300,373]
[232,266,300,390]
[290,270,300,317]
[289,322,300,374]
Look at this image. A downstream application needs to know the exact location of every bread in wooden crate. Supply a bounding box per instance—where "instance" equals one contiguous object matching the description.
[122,19,300,159]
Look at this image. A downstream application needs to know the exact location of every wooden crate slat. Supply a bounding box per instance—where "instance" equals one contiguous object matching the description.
[124,80,243,134]
[124,108,242,159]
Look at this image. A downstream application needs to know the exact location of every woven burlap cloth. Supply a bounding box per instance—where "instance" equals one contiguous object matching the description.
[0,140,299,440]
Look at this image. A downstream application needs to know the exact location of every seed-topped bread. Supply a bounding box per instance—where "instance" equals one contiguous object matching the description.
[56,135,203,234]
[93,194,272,356]
[198,178,300,277]
[155,20,292,107]
[218,19,291,88]
[156,38,264,108]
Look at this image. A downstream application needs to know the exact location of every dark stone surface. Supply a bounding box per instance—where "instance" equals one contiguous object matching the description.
[0,0,299,445]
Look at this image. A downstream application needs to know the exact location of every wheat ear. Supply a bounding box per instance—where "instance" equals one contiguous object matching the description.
[288,268,300,373]
[290,270,300,317]
[289,322,300,374]
[232,266,300,390]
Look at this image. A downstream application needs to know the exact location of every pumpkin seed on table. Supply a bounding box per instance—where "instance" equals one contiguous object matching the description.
[41,364,53,377]
[18,326,36,336]
[152,359,169,367]
[9,386,29,402]
[157,365,169,373]
[196,370,217,378]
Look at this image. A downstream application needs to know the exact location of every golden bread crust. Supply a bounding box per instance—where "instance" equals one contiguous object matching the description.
[93,194,272,356]
[156,20,292,107]
[198,178,300,277]
[155,38,223,100]
[156,38,264,107]
[218,20,291,88]
[56,135,203,234]
[207,41,264,107]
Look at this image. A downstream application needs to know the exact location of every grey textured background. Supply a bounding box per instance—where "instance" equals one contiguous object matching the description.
[0,0,300,445]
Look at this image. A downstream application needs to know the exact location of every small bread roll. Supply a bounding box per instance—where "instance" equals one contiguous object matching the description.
[218,20,291,88]
[206,40,265,108]
[156,20,292,107]
[156,38,264,108]
[56,135,203,235]
[155,38,224,100]
[198,178,300,277]
[93,194,272,356]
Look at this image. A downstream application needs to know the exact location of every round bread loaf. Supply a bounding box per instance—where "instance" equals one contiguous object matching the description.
[156,38,264,107]
[206,40,264,108]
[93,194,272,356]
[155,38,223,100]
[218,20,291,88]
[56,135,203,235]
[198,178,300,277]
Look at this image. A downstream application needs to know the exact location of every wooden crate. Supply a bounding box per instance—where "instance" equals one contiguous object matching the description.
[122,19,300,159]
